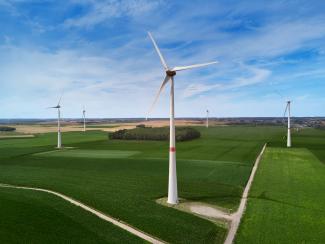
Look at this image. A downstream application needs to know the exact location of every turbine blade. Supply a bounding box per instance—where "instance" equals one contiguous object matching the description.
[148,32,168,70]
[57,95,63,106]
[147,75,170,118]
[283,103,289,117]
[172,61,218,72]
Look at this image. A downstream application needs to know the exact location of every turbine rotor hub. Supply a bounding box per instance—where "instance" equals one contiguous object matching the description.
[166,70,176,76]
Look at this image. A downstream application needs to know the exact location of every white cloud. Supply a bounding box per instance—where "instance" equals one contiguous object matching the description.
[0,44,167,118]
[182,66,271,98]
[182,83,221,98]
[225,66,271,89]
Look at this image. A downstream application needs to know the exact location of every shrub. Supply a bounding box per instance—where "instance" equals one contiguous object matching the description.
[136,124,146,128]
[0,126,16,132]
[109,127,200,142]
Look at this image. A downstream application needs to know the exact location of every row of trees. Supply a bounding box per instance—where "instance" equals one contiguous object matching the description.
[0,126,16,132]
[109,126,200,141]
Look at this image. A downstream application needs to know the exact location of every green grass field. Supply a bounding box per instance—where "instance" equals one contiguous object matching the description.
[1,125,317,243]
[235,129,325,243]
[35,149,140,158]
[0,187,144,244]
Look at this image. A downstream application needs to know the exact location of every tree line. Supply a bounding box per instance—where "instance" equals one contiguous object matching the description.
[109,126,200,141]
[0,126,16,132]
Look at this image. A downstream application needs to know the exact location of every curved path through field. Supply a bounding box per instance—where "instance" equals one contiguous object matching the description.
[0,183,165,244]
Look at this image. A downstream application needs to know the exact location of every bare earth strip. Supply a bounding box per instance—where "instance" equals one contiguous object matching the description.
[0,183,165,244]
[12,119,221,134]
[224,143,267,244]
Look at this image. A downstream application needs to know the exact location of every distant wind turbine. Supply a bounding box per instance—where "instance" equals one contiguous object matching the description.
[283,100,292,147]
[83,106,86,132]
[147,32,218,204]
[270,86,292,148]
[49,96,62,149]
[206,109,209,128]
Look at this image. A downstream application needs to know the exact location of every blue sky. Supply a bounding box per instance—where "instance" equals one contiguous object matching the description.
[0,0,324,118]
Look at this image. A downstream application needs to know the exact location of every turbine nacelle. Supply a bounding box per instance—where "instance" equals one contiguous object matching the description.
[166,70,176,76]
[48,95,62,110]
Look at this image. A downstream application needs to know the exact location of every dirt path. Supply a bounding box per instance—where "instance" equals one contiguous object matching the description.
[0,183,165,244]
[224,143,267,244]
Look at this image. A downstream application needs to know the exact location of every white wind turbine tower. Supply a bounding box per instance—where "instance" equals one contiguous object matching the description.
[147,32,218,204]
[83,106,86,132]
[271,87,292,148]
[284,100,292,147]
[206,109,209,128]
[49,96,62,148]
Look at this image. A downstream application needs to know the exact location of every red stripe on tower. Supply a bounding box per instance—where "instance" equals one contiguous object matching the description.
[170,147,176,152]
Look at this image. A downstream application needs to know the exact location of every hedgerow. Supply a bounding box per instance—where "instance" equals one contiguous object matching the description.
[109,126,200,141]
[0,126,16,132]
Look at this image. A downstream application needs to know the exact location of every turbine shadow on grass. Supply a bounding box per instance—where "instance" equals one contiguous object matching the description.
[250,191,309,210]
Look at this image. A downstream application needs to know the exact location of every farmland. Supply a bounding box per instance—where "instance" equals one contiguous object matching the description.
[0,187,143,244]
[235,128,325,243]
[0,125,303,243]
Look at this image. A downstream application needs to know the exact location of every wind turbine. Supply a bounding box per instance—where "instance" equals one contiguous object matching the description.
[82,106,86,132]
[49,96,62,149]
[283,100,292,147]
[147,32,218,204]
[270,87,292,147]
[206,109,209,128]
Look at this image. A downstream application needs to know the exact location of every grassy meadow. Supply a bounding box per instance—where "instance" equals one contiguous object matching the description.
[0,125,292,243]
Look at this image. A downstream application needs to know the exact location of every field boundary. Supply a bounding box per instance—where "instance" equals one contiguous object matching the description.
[0,183,165,244]
[142,157,248,166]
[0,134,35,139]
[224,143,267,244]
[33,149,140,159]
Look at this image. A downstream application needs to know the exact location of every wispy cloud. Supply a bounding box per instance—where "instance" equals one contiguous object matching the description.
[182,83,221,98]
[64,0,164,28]
[182,66,271,98]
